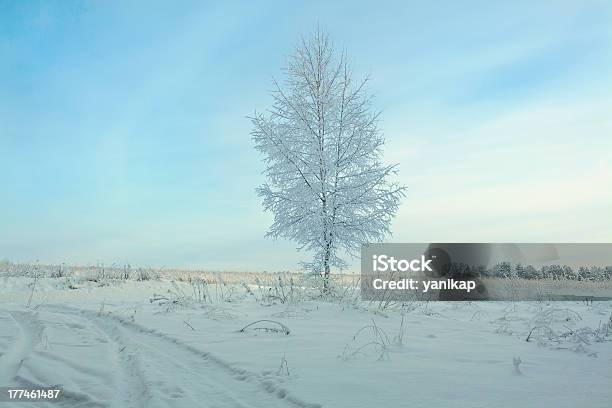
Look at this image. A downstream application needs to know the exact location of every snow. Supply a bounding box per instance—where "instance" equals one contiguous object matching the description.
[1,276,611,407]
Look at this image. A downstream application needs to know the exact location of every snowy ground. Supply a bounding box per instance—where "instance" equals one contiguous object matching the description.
[1,275,611,408]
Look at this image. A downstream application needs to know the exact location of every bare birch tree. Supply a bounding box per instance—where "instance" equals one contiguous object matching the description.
[251,28,406,291]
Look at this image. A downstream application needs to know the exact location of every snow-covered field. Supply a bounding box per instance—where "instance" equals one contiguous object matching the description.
[1,274,611,408]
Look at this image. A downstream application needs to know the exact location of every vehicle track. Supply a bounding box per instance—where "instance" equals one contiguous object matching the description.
[4,306,321,408]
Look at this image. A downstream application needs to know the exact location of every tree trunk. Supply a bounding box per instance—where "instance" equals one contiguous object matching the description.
[321,193,331,294]
[323,238,331,294]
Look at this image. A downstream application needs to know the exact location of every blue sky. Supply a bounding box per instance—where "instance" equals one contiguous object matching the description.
[1,1,611,271]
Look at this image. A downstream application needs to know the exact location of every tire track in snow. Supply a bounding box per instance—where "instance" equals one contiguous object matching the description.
[42,305,322,408]
[0,310,108,407]
[0,310,43,386]
[13,375,107,408]
[39,309,150,408]
[1,309,147,408]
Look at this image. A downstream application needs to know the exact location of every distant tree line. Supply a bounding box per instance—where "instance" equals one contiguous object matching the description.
[446,262,612,281]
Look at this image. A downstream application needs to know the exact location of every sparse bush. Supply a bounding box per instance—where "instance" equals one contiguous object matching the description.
[340,317,407,361]
[135,267,158,281]
[512,357,522,375]
[191,277,211,303]
[277,354,290,376]
[49,263,72,278]
[0,258,12,270]
[239,320,291,335]
[150,281,192,311]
